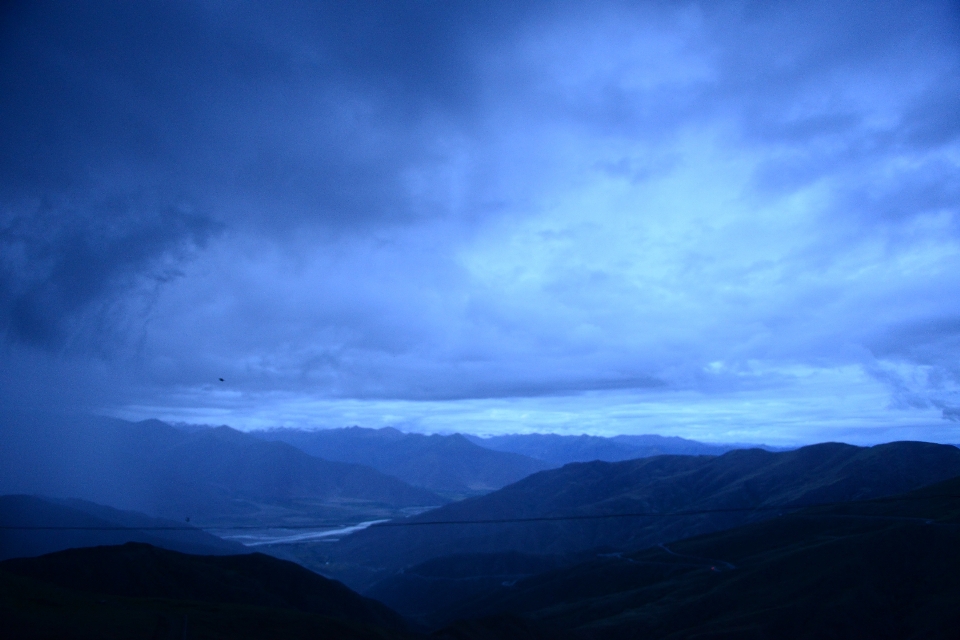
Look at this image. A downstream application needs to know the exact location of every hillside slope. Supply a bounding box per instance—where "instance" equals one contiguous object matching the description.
[0,542,413,639]
[0,495,246,560]
[329,441,960,589]
[433,474,960,638]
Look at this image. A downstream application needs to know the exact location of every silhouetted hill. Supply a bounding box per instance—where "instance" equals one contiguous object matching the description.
[431,474,960,638]
[329,441,960,590]
[0,542,413,639]
[367,551,592,622]
[255,427,549,497]
[0,411,444,521]
[0,495,246,560]
[465,433,736,465]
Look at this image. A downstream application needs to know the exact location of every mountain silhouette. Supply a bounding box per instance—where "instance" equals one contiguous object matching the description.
[0,495,245,560]
[329,441,960,590]
[255,426,549,497]
[0,411,444,522]
[430,474,960,638]
[465,433,739,465]
[1,542,414,639]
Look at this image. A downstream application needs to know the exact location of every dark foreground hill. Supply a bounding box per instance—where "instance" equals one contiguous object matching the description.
[327,441,960,590]
[255,427,549,498]
[430,474,960,639]
[0,495,246,560]
[0,411,443,522]
[0,542,414,639]
[366,550,596,623]
[466,433,735,465]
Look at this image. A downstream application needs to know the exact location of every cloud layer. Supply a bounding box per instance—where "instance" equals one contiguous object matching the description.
[1,1,959,441]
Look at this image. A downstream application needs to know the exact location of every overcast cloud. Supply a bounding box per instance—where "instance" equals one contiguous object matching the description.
[1,0,958,443]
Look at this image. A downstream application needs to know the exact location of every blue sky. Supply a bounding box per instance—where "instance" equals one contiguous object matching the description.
[1,1,959,444]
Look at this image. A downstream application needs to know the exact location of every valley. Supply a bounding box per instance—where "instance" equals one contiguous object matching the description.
[3,414,960,639]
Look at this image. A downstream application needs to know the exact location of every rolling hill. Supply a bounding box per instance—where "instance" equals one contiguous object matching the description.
[326,441,960,590]
[430,474,960,638]
[0,542,414,639]
[0,494,246,560]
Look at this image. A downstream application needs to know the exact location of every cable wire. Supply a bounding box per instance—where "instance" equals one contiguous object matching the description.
[3,493,958,531]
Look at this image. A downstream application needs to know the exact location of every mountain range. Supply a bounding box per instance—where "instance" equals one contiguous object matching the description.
[323,441,960,592]
[429,474,960,638]
[251,427,775,497]
[3,414,960,638]
[0,412,443,524]
[464,433,741,465]
[254,427,549,498]
[8,456,957,638]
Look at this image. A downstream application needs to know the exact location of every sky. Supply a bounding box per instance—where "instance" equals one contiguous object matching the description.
[1,0,959,445]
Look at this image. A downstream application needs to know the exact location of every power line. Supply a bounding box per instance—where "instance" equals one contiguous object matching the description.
[3,493,958,532]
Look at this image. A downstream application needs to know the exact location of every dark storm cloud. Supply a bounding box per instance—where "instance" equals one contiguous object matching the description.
[708,1,960,200]
[0,0,511,349]
[0,1,453,221]
[0,0,554,217]
[0,196,216,347]
[869,318,960,375]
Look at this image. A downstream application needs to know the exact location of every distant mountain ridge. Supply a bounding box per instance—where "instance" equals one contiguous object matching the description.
[251,427,776,497]
[465,432,767,465]
[327,441,960,590]
[0,412,444,522]
[254,426,549,497]
[0,495,246,560]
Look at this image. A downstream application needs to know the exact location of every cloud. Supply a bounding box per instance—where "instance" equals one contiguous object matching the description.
[0,194,217,349]
[0,0,498,351]
[0,1,958,440]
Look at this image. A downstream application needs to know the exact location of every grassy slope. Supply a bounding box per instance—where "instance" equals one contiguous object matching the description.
[333,441,960,584]
[433,475,960,639]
